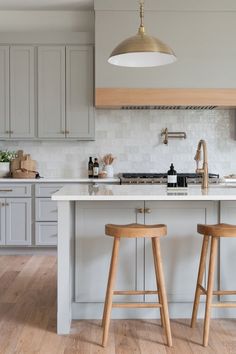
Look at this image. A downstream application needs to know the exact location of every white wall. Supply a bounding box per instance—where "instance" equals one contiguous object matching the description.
[0,11,94,32]
[1,109,235,178]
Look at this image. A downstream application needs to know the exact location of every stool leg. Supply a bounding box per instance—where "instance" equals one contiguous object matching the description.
[191,235,210,328]
[203,236,218,347]
[153,237,172,347]
[152,238,165,328]
[102,237,120,347]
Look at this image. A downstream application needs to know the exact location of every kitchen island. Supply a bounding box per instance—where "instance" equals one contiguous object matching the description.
[52,184,236,334]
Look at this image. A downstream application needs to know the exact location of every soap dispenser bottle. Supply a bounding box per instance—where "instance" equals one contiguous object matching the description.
[167,163,177,187]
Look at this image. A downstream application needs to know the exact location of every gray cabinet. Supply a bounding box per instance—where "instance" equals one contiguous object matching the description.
[10,46,35,138]
[0,46,9,138]
[38,45,94,140]
[75,201,144,303]
[38,46,66,139]
[219,201,236,303]
[0,42,94,141]
[0,184,32,247]
[74,200,218,307]
[35,222,57,246]
[0,198,6,245]
[66,46,94,139]
[5,198,32,246]
[144,201,218,302]
[0,197,31,246]
[35,183,63,246]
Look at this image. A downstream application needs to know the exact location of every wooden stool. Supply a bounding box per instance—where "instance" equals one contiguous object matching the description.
[102,223,172,347]
[191,223,236,347]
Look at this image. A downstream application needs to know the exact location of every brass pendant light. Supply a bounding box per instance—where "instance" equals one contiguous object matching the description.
[108,0,177,67]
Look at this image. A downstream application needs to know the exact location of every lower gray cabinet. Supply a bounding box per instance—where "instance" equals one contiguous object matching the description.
[75,201,144,303]
[5,198,32,246]
[144,201,218,302]
[35,222,57,246]
[0,198,6,245]
[220,201,236,302]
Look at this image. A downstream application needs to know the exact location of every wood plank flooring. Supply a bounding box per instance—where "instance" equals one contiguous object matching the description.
[0,255,236,353]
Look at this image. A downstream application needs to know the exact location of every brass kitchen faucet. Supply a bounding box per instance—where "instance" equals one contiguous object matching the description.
[194,140,209,189]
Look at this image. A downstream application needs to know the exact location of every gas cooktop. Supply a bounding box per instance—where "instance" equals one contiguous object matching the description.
[119,173,220,185]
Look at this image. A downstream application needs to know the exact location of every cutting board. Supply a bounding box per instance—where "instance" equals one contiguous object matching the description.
[21,154,37,172]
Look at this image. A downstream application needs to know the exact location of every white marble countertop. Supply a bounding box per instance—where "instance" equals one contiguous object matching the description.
[52,184,236,201]
[0,177,120,183]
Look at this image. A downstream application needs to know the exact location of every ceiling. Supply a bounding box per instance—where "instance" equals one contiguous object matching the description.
[0,0,94,11]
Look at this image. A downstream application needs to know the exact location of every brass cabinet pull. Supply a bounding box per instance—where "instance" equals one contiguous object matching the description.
[60,130,65,134]
[5,203,9,206]
[65,130,70,134]
[137,208,144,214]
[0,189,13,192]
[9,131,13,134]
[1,203,5,207]
[145,208,152,214]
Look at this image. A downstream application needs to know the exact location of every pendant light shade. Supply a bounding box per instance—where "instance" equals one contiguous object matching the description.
[108,1,177,68]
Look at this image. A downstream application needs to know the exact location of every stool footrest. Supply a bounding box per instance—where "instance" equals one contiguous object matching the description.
[112,302,162,308]
[198,285,236,296]
[113,290,158,296]
[211,302,236,308]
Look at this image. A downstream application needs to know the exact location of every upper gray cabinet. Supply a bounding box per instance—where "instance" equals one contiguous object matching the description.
[0,45,35,139]
[10,46,35,138]
[0,46,10,138]
[38,45,94,140]
[0,39,94,141]
[38,46,66,139]
[66,46,94,139]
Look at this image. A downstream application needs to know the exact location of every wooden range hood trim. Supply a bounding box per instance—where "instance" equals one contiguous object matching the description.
[95,88,236,108]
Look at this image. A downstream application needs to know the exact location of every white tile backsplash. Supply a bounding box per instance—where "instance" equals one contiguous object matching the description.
[1,109,235,178]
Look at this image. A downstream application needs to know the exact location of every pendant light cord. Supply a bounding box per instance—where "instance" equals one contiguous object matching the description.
[139,0,145,33]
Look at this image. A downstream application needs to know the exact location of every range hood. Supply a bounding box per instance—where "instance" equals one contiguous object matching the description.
[95,88,236,109]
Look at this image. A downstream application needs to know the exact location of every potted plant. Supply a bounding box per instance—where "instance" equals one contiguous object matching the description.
[0,150,16,178]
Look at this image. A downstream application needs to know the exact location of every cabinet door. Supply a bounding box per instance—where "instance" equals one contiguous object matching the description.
[0,46,10,139]
[10,46,35,138]
[144,201,217,302]
[220,201,236,303]
[5,198,31,246]
[75,201,144,303]
[0,198,6,245]
[38,46,65,138]
[66,46,94,139]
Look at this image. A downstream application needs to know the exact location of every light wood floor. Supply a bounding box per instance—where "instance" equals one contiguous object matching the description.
[0,255,236,354]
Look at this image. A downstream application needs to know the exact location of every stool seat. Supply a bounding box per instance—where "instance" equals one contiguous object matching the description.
[197,223,236,237]
[105,223,167,238]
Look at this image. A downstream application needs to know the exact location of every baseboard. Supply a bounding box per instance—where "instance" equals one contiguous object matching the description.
[0,247,57,255]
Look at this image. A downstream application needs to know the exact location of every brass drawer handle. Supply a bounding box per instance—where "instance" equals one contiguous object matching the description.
[0,189,13,192]
[137,208,144,214]
[65,130,70,134]
[9,131,13,134]
[60,130,65,134]
[5,130,9,134]
[5,203,9,206]
[1,203,5,207]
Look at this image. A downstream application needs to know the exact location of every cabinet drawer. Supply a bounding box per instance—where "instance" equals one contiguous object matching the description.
[35,198,58,221]
[35,222,57,246]
[35,184,63,197]
[0,184,31,197]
